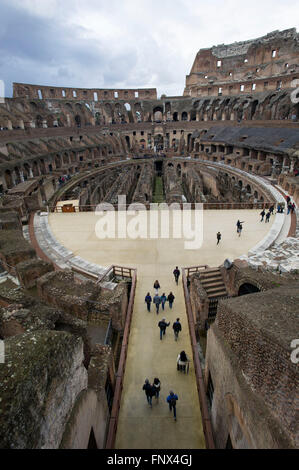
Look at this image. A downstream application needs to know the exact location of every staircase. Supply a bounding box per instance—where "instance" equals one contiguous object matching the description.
[199,268,227,299]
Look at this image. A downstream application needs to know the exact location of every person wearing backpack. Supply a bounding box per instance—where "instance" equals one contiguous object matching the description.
[142,379,155,407]
[173,318,182,341]
[166,391,178,421]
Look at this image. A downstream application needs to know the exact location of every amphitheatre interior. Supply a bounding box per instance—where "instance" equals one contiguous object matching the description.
[0,28,298,450]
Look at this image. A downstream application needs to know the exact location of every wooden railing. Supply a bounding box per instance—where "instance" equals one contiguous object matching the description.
[105,266,137,449]
[184,265,209,277]
[182,267,215,449]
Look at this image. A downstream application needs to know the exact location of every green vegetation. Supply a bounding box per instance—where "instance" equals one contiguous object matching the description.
[152,176,165,203]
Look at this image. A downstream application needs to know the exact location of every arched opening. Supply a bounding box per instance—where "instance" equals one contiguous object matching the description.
[125,136,130,150]
[251,100,259,119]
[173,112,178,122]
[182,112,188,121]
[177,164,181,177]
[153,107,163,122]
[238,283,260,296]
[246,184,252,194]
[75,115,81,128]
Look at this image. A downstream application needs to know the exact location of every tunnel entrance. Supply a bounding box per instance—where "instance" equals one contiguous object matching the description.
[238,283,260,296]
[155,160,163,176]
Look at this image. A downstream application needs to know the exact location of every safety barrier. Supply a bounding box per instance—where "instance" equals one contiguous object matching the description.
[182,267,215,449]
[105,267,137,449]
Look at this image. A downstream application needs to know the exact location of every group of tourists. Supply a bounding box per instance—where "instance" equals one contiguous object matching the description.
[216,199,297,244]
[142,267,191,421]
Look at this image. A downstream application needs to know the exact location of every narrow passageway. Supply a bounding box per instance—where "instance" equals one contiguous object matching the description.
[115,268,205,449]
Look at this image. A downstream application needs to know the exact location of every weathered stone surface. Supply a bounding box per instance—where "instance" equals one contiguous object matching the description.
[0,331,87,449]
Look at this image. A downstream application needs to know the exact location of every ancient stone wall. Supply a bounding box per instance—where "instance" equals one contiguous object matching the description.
[205,285,299,448]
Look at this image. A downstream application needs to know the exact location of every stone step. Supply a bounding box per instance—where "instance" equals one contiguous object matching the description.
[208,291,228,299]
[205,286,227,295]
[201,280,224,289]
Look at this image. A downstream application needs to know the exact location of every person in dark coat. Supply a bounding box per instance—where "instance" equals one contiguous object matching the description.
[260,210,265,221]
[158,318,170,340]
[167,292,175,309]
[173,318,182,341]
[265,211,271,222]
[173,266,180,285]
[142,379,155,407]
[145,292,152,312]
[216,232,221,245]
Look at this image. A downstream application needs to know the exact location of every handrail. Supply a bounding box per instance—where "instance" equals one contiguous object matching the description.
[182,267,215,449]
[105,267,137,449]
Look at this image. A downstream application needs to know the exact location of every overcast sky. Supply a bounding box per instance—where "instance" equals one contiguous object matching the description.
[0,0,299,98]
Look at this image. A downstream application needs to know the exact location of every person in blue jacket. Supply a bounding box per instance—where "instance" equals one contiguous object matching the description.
[166,391,178,421]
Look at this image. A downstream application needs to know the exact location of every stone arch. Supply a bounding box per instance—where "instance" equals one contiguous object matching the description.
[238,282,261,296]
[182,111,188,121]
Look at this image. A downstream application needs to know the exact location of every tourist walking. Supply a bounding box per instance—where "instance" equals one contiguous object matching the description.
[153,293,161,314]
[177,350,190,373]
[237,223,243,237]
[265,211,271,223]
[260,209,265,221]
[158,318,170,340]
[269,205,275,215]
[217,232,221,245]
[142,379,155,407]
[236,220,244,232]
[173,318,182,341]
[153,378,161,399]
[287,203,292,215]
[173,266,180,285]
[167,292,175,309]
[166,391,178,421]
[160,293,167,311]
[291,202,296,213]
[145,292,152,312]
[153,280,160,294]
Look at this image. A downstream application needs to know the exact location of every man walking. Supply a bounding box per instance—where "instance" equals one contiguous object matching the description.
[167,292,175,309]
[217,232,221,245]
[167,391,178,421]
[160,293,167,311]
[145,292,152,312]
[173,266,180,285]
[153,293,161,314]
[265,211,271,223]
[158,318,170,340]
[237,222,243,237]
[142,379,155,407]
[173,318,182,341]
[260,209,265,221]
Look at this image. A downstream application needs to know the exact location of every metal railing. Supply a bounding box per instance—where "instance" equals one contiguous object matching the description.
[105,266,137,449]
[49,201,273,213]
[182,267,215,449]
